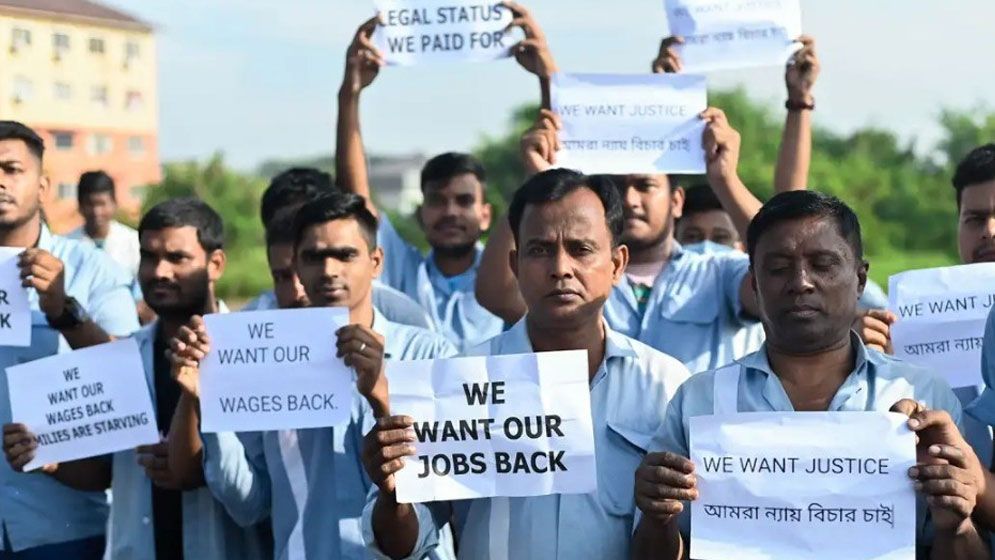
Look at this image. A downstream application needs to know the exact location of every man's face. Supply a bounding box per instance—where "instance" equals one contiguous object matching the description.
[677,209,743,251]
[139,226,222,316]
[79,192,116,232]
[617,174,683,251]
[295,218,382,310]
[418,173,492,255]
[268,243,309,309]
[752,216,866,353]
[511,188,627,330]
[957,180,995,263]
[0,139,46,230]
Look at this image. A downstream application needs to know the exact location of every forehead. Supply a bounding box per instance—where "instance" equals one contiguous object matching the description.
[754,216,853,259]
[267,242,294,267]
[423,172,483,196]
[0,139,35,163]
[299,218,370,249]
[140,226,201,250]
[682,209,735,229]
[519,188,610,242]
[960,180,995,213]
[622,174,669,187]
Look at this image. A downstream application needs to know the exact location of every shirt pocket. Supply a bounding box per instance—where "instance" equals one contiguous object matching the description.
[657,282,721,326]
[598,420,654,517]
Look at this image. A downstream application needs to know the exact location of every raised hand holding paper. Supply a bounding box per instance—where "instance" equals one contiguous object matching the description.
[664,0,802,72]
[552,73,707,174]
[691,411,916,560]
[887,263,995,388]
[373,0,513,65]
[6,338,157,471]
[0,247,30,347]
[387,350,596,503]
[199,307,352,432]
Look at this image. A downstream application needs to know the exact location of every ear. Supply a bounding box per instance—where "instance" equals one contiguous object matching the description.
[749,264,758,295]
[415,205,426,232]
[857,259,869,297]
[371,246,384,280]
[38,173,50,202]
[671,186,685,221]
[208,249,227,282]
[509,247,519,279]
[610,244,629,285]
[479,202,493,233]
[733,240,745,253]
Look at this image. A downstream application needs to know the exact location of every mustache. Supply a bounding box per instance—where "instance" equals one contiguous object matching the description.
[432,217,468,229]
[0,193,16,204]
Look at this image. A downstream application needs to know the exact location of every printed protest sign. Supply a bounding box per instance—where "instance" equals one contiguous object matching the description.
[373,0,513,65]
[199,307,352,432]
[388,350,596,503]
[0,248,30,347]
[888,263,995,388]
[664,0,802,72]
[552,73,707,175]
[6,338,158,471]
[691,411,916,560]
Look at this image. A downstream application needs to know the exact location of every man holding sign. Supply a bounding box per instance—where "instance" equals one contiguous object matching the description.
[0,121,138,558]
[631,191,984,559]
[165,192,457,559]
[361,169,691,559]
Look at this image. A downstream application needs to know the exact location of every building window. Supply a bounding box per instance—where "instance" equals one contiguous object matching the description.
[11,28,31,50]
[88,37,104,54]
[13,77,33,103]
[53,82,72,101]
[125,40,140,59]
[91,86,108,107]
[88,134,112,155]
[52,33,70,57]
[57,183,77,200]
[125,90,144,112]
[127,136,145,156]
[53,132,74,150]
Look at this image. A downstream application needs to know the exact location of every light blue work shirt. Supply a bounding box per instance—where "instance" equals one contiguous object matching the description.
[0,225,139,552]
[202,310,457,560]
[605,241,756,374]
[648,333,963,552]
[377,215,503,351]
[363,317,691,559]
[859,278,889,310]
[243,284,433,331]
[109,319,271,560]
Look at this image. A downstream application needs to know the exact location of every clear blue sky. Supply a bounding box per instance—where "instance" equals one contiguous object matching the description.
[108,0,995,171]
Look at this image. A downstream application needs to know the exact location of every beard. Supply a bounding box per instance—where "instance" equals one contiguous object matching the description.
[623,216,675,253]
[431,242,477,260]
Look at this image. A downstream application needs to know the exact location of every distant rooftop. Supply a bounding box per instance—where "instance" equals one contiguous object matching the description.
[0,0,151,31]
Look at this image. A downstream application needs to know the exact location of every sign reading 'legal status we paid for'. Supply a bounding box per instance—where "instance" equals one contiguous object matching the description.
[888,262,995,388]
[387,350,596,504]
[199,307,353,432]
[552,73,707,175]
[373,0,513,65]
[691,411,916,560]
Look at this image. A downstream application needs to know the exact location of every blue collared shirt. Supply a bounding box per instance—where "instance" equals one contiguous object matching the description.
[605,241,755,374]
[363,318,691,559]
[0,225,139,552]
[965,306,995,475]
[202,310,457,560]
[109,317,272,560]
[649,334,963,551]
[243,284,433,331]
[378,215,504,351]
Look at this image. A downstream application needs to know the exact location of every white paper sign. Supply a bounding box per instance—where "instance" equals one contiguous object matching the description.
[691,411,916,560]
[888,263,995,388]
[552,73,707,175]
[373,0,513,65]
[664,0,802,72]
[388,350,596,504]
[0,248,30,347]
[6,338,158,471]
[199,307,352,432]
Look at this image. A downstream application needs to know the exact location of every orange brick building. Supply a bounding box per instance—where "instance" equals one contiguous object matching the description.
[0,0,160,232]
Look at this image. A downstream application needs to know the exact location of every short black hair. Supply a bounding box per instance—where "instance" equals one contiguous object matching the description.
[747,190,863,262]
[952,144,995,207]
[421,152,486,191]
[681,183,724,217]
[261,167,335,227]
[139,197,224,252]
[265,206,298,248]
[0,121,44,161]
[508,168,624,247]
[292,191,378,250]
[77,171,116,203]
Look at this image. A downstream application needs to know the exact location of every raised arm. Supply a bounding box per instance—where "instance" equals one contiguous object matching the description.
[504,1,558,109]
[336,16,384,217]
[774,36,819,193]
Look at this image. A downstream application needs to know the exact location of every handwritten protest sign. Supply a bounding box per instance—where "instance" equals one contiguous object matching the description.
[199,307,352,432]
[552,73,707,174]
[888,263,995,388]
[664,0,802,72]
[6,338,158,471]
[691,411,915,560]
[387,350,596,503]
[0,248,30,347]
[373,0,513,65]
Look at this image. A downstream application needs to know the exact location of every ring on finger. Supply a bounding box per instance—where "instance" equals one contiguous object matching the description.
[359,342,367,353]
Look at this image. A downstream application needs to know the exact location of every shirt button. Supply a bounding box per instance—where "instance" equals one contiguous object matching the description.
[142,516,150,525]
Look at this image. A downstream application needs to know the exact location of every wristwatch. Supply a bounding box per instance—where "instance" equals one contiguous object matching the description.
[46,297,90,330]
[785,98,815,111]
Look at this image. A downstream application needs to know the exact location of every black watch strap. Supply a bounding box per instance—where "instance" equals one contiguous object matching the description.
[46,297,88,330]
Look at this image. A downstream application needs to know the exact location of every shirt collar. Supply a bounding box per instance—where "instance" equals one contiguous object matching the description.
[425,244,483,290]
[738,331,870,376]
[37,223,54,252]
[503,316,638,361]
